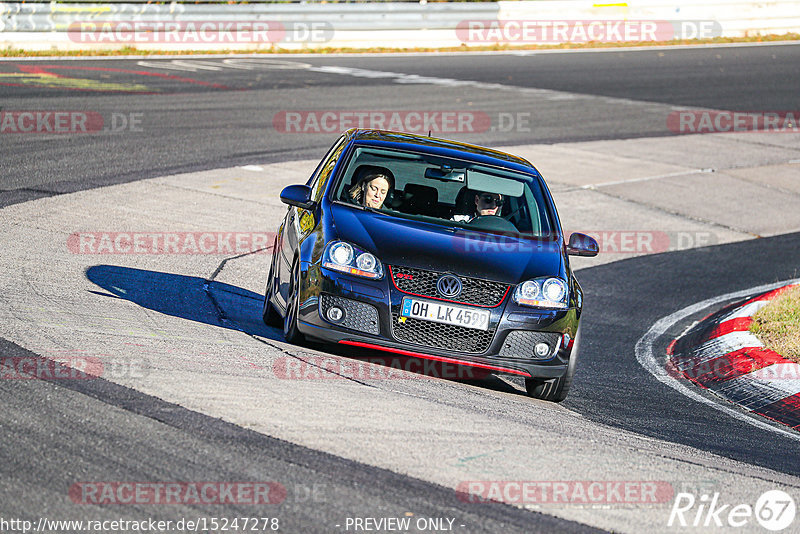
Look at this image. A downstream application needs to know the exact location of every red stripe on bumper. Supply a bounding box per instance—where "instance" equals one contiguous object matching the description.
[338,340,532,377]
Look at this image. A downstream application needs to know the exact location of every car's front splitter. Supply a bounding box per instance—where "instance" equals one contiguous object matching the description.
[297,318,570,379]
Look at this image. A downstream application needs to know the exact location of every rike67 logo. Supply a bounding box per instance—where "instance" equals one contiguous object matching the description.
[669,490,795,531]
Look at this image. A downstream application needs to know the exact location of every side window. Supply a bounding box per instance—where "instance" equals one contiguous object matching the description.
[308,136,347,202]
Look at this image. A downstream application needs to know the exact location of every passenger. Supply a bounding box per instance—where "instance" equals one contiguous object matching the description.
[453,192,503,222]
[349,169,394,209]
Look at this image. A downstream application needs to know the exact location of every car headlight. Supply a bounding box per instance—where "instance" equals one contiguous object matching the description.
[323,241,384,279]
[329,242,353,265]
[513,277,568,309]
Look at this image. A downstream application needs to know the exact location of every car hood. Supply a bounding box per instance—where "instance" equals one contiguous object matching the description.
[329,203,564,283]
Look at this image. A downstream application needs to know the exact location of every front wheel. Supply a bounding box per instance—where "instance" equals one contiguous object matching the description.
[525,329,580,402]
[262,247,281,327]
[283,260,304,344]
[524,375,571,402]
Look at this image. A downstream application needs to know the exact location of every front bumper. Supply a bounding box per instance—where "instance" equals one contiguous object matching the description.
[295,262,579,379]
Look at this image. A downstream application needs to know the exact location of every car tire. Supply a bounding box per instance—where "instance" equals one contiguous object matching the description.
[283,259,304,344]
[262,260,281,328]
[524,329,580,402]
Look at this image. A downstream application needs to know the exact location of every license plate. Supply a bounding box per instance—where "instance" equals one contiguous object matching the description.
[400,297,490,331]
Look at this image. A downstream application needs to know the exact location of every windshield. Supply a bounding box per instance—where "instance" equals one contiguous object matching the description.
[331,145,555,238]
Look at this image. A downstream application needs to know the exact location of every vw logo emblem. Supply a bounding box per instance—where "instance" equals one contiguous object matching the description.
[437,274,462,298]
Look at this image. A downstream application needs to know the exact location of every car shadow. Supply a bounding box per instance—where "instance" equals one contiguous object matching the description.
[85,264,524,395]
[86,264,281,340]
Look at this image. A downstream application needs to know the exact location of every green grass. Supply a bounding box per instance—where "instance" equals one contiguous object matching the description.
[2,32,799,57]
[750,285,800,363]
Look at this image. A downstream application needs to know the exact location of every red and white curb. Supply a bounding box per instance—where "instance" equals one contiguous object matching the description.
[667,283,800,431]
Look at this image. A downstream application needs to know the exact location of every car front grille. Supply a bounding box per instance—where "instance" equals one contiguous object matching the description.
[389,265,509,307]
[390,312,496,354]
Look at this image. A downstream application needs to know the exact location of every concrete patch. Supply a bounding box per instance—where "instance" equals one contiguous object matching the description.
[602,170,800,236]
[2,132,800,532]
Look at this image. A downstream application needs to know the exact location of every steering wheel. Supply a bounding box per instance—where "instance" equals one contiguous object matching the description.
[467,215,518,233]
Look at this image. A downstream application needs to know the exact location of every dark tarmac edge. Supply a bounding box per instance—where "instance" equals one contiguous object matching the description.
[0,336,604,534]
[567,232,800,476]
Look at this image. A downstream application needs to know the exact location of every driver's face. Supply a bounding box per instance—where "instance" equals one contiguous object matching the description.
[364,177,390,209]
[475,193,502,216]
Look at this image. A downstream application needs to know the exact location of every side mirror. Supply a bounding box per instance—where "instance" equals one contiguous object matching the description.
[566,232,599,257]
[280,184,315,210]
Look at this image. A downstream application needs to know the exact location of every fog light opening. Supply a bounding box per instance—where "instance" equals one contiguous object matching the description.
[327,306,345,323]
[534,342,551,358]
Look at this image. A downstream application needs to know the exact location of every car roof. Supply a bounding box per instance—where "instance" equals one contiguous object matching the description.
[343,129,541,178]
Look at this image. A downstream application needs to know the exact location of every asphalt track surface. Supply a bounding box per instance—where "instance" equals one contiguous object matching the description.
[1,44,800,532]
[2,43,800,206]
[574,231,800,475]
[0,345,597,533]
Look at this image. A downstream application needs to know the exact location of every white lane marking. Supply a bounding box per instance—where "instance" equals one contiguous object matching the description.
[581,169,714,190]
[239,165,264,172]
[136,58,311,72]
[217,60,261,70]
[635,278,800,441]
[306,65,663,107]
[137,60,222,71]
[227,58,311,69]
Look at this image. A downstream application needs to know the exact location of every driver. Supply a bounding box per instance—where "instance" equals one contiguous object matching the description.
[453,192,503,222]
[349,169,394,209]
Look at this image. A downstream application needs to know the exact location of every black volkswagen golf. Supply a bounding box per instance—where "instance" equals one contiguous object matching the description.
[263,129,598,401]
